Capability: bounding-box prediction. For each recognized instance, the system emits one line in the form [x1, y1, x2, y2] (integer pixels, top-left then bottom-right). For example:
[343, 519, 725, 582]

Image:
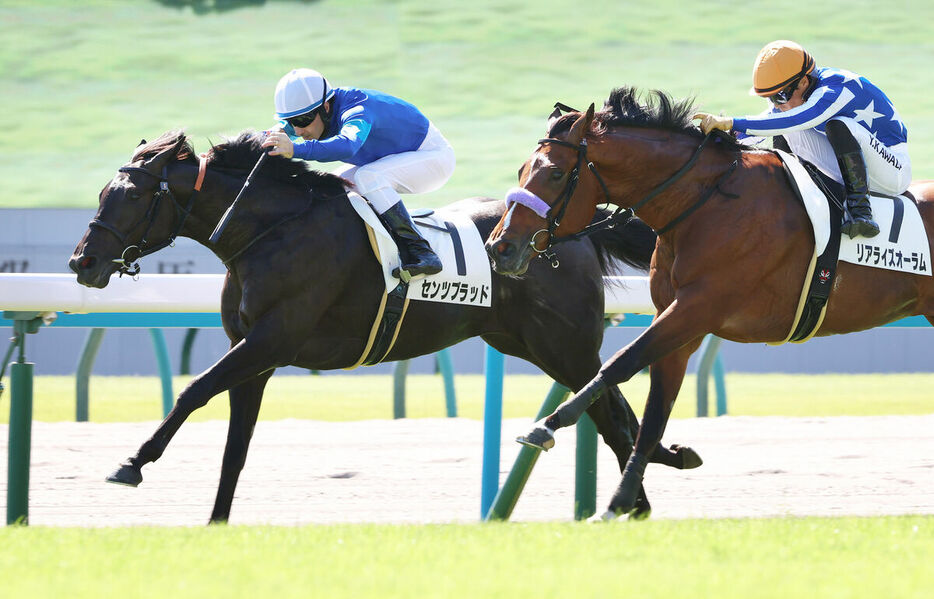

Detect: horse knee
[175, 385, 211, 412]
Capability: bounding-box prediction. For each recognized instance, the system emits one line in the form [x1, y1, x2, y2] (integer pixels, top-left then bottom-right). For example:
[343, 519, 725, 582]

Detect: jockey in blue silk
[694, 40, 912, 239]
[263, 68, 456, 279]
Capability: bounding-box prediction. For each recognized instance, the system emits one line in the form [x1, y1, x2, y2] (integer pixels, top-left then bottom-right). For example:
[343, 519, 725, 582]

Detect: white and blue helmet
[274, 68, 335, 120]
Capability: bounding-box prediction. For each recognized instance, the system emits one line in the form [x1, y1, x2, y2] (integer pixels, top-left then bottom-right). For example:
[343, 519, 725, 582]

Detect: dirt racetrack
[2, 414, 933, 526]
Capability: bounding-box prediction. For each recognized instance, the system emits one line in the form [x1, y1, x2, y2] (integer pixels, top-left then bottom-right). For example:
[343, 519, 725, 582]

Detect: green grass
[2, 0, 933, 209]
[1, 516, 932, 598]
[3, 372, 933, 423]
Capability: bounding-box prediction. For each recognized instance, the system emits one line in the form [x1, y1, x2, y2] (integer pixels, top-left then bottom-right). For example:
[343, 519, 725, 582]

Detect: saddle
[774, 150, 930, 344]
[343, 192, 493, 368]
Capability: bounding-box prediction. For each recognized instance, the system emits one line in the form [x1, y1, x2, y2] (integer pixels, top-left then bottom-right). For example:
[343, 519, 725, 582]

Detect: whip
[209, 127, 282, 244]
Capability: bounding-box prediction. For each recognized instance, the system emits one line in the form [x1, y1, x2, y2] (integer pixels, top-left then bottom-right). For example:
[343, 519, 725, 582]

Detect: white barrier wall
[0, 274, 653, 315]
[0, 274, 225, 313]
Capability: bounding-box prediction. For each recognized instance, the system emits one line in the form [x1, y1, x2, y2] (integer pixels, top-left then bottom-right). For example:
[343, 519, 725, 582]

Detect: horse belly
[817, 263, 923, 335]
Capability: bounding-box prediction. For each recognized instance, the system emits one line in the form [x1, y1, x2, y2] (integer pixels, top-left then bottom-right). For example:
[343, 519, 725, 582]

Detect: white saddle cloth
[347, 191, 493, 306]
[776, 150, 931, 277]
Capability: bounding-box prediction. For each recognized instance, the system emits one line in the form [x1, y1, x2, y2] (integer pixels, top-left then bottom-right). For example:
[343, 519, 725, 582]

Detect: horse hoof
[599, 510, 621, 522]
[628, 505, 652, 521]
[105, 462, 143, 487]
[671, 444, 703, 469]
[515, 423, 555, 451]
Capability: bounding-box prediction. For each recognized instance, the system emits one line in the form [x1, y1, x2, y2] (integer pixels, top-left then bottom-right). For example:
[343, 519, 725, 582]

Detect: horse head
[69, 131, 197, 288]
[486, 104, 603, 275]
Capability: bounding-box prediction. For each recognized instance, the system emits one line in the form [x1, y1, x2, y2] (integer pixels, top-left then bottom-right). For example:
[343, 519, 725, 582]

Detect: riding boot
[380, 201, 443, 280]
[825, 121, 880, 239]
[837, 151, 880, 239]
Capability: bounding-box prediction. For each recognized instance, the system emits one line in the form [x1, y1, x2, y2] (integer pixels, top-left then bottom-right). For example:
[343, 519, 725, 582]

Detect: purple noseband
[504, 187, 550, 219]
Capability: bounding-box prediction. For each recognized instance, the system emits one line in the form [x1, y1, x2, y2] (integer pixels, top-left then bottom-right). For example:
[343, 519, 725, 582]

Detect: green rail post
[148, 329, 174, 417]
[393, 352, 457, 419]
[485, 381, 570, 521]
[436, 349, 457, 417]
[696, 335, 726, 417]
[392, 359, 409, 419]
[75, 328, 105, 422]
[75, 328, 175, 420]
[714, 352, 727, 416]
[574, 413, 598, 520]
[4, 311, 46, 525]
[180, 328, 198, 375]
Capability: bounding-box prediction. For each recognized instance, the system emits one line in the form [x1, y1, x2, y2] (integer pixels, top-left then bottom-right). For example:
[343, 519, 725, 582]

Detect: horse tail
[587, 211, 657, 274]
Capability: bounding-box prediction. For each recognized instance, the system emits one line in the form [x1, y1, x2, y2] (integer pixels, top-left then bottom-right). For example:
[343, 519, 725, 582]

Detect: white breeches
[783, 117, 911, 196]
[336, 122, 456, 214]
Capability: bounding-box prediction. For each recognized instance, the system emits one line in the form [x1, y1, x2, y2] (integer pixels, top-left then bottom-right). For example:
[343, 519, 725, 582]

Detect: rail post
[3, 311, 48, 525]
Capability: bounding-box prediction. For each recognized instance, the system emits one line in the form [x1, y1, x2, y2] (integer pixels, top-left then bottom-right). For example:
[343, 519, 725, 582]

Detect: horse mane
[548, 86, 748, 152]
[131, 129, 349, 196]
[587, 210, 657, 274]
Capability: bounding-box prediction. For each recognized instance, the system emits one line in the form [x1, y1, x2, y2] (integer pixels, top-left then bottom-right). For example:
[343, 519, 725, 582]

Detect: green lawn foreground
[3, 372, 933, 424]
[0, 517, 931, 599]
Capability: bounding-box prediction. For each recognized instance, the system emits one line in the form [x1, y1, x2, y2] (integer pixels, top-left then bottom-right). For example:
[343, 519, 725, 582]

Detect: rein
[91, 155, 207, 277]
[531, 121, 738, 266]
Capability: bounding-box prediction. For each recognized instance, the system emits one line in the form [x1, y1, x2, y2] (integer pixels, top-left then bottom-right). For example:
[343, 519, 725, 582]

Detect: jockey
[693, 40, 911, 239]
[263, 68, 455, 279]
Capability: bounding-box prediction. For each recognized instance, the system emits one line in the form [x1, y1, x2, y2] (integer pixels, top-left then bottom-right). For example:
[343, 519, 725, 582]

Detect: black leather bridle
[90, 160, 202, 277]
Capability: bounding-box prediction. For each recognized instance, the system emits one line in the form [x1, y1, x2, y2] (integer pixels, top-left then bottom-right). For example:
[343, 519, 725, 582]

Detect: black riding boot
[825, 120, 879, 239]
[380, 201, 443, 281]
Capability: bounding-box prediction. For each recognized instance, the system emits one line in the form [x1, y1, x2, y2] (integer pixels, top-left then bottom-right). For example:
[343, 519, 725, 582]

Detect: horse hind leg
[607, 384, 702, 471]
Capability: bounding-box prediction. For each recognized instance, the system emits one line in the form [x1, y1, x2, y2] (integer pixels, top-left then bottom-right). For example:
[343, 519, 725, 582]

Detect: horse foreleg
[585, 385, 654, 519]
[106, 325, 289, 487]
[208, 370, 272, 524]
[604, 341, 699, 518]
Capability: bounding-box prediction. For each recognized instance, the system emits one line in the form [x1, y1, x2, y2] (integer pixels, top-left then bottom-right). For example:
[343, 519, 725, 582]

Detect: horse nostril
[70, 255, 95, 272]
[495, 241, 515, 258]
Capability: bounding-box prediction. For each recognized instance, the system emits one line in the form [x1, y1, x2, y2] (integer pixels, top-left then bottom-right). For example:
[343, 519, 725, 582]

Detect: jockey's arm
[292, 117, 373, 162]
[732, 84, 845, 137]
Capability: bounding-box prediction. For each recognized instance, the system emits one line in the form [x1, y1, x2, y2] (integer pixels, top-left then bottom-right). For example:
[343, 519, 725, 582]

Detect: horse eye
[550, 168, 564, 181]
[128, 191, 141, 201]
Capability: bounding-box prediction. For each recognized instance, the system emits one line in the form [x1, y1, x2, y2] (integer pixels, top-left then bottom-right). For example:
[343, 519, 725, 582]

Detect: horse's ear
[567, 103, 596, 145]
[143, 135, 187, 171]
[138, 139, 147, 147]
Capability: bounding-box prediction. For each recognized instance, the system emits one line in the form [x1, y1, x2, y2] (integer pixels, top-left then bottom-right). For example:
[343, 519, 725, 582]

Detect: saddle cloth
[346, 192, 493, 307]
[778, 150, 931, 277]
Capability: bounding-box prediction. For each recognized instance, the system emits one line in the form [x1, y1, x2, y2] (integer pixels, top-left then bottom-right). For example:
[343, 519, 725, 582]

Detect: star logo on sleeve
[837, 69, 864, 88]
[853, 100, 884, 128]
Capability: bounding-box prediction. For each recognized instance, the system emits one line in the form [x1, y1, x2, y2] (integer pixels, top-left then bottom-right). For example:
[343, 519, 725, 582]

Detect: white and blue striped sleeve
[733, 85, 854, 137]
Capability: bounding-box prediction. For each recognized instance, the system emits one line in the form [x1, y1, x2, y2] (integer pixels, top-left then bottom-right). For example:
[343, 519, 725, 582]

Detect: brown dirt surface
[2, 414, 933, 526]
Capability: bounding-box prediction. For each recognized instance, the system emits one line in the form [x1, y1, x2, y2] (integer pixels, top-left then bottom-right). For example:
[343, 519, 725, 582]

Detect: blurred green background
[2, 0, 933, 209]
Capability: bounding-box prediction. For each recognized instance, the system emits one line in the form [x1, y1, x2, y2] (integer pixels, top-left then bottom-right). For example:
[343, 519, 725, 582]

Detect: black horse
[68, 130, 698, 523]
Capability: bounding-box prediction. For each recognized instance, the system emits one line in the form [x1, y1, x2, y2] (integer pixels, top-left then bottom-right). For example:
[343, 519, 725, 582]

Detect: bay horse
[485, 87, 934, 519]
[69, 129, 700, 523]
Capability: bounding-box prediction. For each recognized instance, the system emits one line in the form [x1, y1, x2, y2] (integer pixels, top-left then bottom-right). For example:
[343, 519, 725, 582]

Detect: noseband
[89, 156, 206, 277]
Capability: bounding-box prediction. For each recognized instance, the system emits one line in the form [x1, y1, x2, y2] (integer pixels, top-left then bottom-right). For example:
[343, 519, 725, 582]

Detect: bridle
[527, 135, 617, 268]
[89, 155, 207, 277]
[530, 116, 738, 267]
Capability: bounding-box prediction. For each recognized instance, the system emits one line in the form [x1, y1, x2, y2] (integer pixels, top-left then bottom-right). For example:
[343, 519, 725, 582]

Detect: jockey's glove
[692, 112, 733, 135]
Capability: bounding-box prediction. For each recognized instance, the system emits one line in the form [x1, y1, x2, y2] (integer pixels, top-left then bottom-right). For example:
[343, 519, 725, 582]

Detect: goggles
[285, 110, 318, 128]
[768, 78, 800, 105]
